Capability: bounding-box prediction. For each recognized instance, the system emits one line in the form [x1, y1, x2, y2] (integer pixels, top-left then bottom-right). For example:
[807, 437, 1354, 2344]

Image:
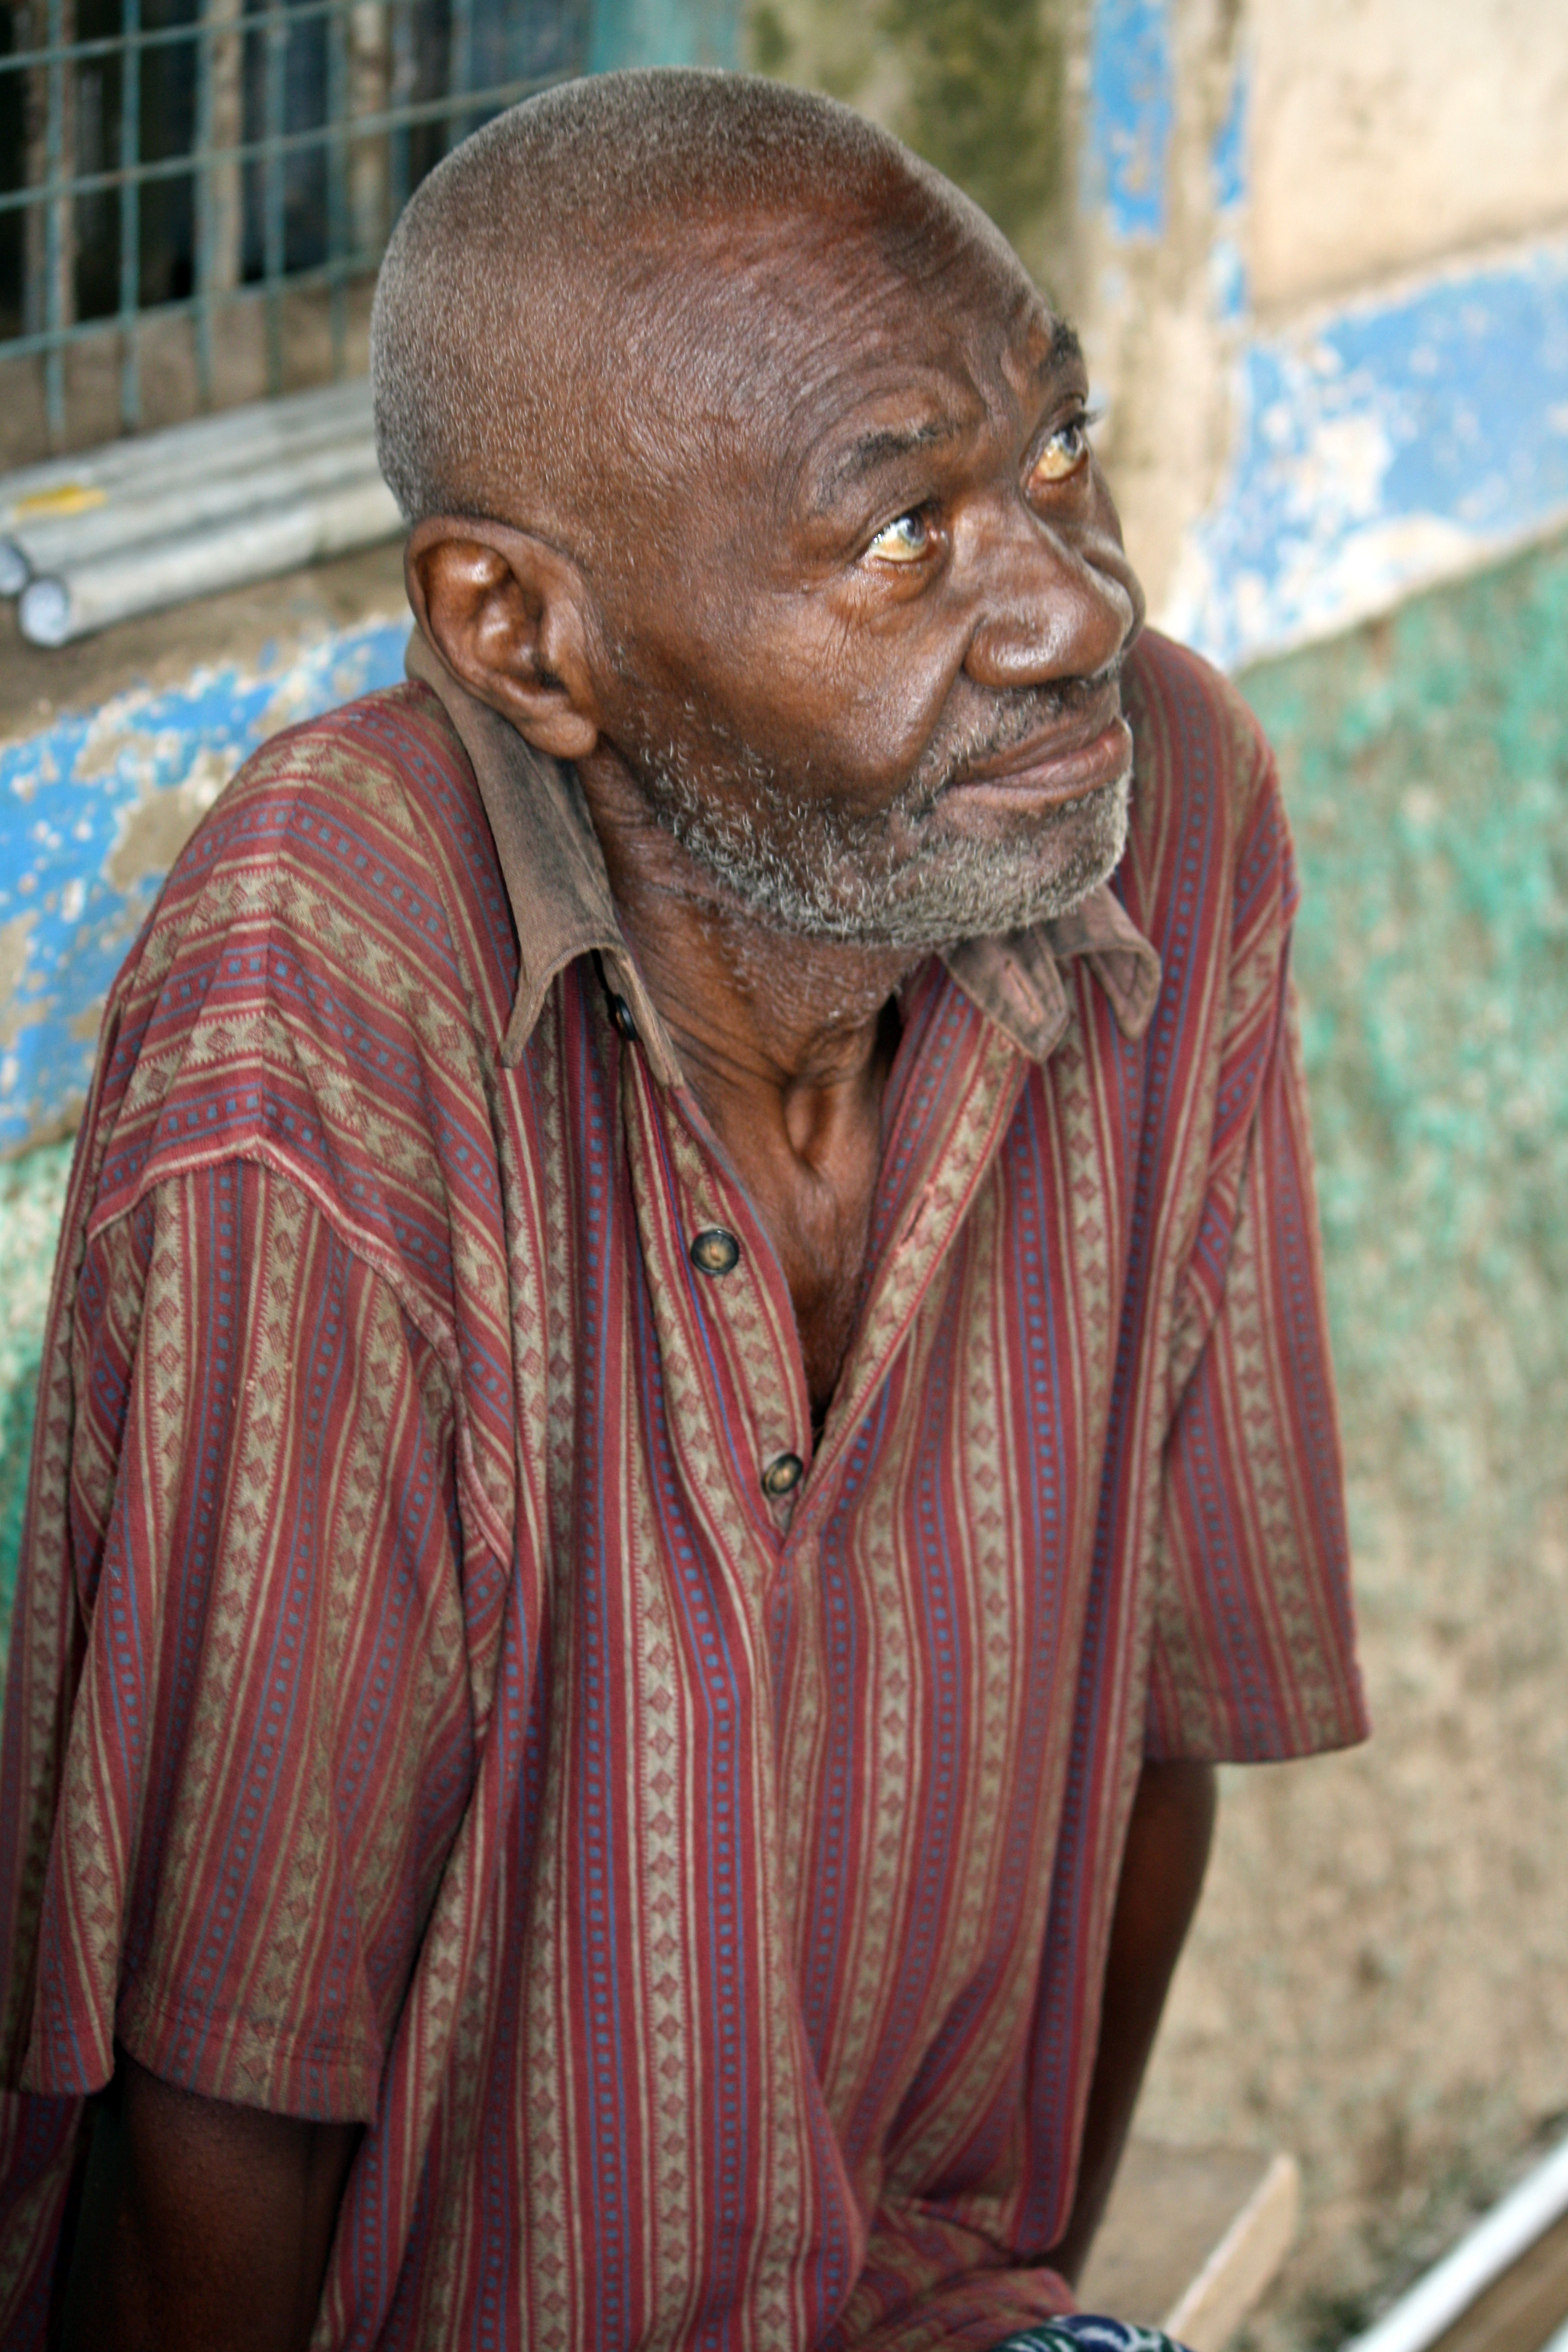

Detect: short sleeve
[1145, 799, 1368, 1764]
[19, 1158, 474, 2122]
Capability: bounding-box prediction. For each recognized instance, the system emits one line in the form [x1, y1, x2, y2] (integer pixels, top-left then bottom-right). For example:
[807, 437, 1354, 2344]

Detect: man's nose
[959, 500, 1138, 689]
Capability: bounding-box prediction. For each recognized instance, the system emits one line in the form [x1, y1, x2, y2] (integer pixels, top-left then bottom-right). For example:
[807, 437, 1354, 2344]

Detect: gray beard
[616, 696, 1132, 949]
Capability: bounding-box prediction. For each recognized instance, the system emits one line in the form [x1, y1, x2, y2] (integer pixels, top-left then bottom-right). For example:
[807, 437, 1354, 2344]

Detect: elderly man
[0, 68, 1363, 2352]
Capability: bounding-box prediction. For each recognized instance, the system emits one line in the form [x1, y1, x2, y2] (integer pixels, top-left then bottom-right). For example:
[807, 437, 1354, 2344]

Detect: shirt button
[690, 1227, 740, 1276]
[761, 1451, 804, 1498]
[609, 993, 639, 1042]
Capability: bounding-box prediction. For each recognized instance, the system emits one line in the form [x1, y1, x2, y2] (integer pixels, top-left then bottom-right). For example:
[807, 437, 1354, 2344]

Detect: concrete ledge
[1081, 2141, 1301, 2352]
[1, 541, 408, 747]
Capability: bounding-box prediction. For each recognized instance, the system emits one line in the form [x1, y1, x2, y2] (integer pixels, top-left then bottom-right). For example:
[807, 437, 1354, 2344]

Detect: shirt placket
[613, 975, 1039, 1566]
[780, 987, 1034, 1563]
[617, 1039, 815, 1557]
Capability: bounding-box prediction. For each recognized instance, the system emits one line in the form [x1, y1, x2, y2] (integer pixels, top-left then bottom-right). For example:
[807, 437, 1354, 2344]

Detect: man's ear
[405, 517, 601, 763]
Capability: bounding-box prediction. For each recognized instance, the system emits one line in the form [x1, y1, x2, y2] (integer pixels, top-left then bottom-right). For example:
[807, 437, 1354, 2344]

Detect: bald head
[371, 70, 1013, 547]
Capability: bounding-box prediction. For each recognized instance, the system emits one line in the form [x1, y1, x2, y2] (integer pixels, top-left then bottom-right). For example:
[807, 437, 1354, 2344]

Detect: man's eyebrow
[807, 327, 1086, 517]
[811, 417, 964, 512]
[1044, 316, 1086, 379]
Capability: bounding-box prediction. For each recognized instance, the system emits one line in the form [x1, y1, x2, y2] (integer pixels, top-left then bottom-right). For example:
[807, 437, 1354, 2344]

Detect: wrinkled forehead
[598, 183, 1050, 492]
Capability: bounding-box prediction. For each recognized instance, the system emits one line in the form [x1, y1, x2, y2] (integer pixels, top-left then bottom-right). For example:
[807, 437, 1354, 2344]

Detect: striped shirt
[0, 626, 1365, 2350]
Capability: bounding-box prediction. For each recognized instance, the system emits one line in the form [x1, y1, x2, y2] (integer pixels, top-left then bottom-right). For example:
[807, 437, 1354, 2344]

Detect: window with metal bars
[0, 0, 592, 466]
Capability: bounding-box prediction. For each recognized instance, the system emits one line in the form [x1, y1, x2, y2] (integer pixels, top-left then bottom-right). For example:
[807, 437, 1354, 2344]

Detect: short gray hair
[370, 70, 938, 534]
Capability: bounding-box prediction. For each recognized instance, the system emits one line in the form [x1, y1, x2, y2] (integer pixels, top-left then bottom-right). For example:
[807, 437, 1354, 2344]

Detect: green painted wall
[1246, 530, 1568, 1573]
[1128, 529, 1568, 2352]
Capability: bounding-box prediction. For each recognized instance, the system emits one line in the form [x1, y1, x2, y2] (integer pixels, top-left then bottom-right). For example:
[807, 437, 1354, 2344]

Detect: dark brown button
[761, 1451, 804, 1498]
[690, 1227, 740, 1276]
[609, 993, 639, 1042]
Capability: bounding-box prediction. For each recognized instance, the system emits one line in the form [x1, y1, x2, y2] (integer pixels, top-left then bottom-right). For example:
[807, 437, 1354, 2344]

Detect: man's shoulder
[1119, 629, 1292, 952]
[120, 676, 508, 1019]
[83, 677, 517, 1246]
[201, 675, 485, 880]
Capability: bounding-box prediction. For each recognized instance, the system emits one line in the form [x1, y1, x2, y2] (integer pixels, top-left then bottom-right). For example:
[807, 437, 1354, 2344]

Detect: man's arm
[59, 2047, 359, 2352]
[1046, 1758, 1217, 2287]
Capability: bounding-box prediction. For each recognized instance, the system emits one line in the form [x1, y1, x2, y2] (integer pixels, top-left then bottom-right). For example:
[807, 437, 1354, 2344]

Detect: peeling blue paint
[1085, 0, 1174, 240]
[1166, 235, 1568, 670]
[0, 619, 408, 1154]
[1207, 50, 1249, 324]
[1210, 47, 1247, 219]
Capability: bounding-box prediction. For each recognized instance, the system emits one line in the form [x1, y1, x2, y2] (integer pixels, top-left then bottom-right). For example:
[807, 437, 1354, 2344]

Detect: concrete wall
[1247, 0, 1568, 312]
[1063, 13, 1568, 2330]
[0, 553, 411, 1152]
[1077, 0, 1568, 655]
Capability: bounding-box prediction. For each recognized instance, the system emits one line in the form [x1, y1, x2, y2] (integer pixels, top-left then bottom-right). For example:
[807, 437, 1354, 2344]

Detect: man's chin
[850, 769, 1132, 949]
[642, 762, 1131, 952]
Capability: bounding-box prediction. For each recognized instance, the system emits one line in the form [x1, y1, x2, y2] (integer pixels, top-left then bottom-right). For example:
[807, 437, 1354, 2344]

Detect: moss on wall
[875, 0, 1067, 255]
[745, 0, 1076, 283]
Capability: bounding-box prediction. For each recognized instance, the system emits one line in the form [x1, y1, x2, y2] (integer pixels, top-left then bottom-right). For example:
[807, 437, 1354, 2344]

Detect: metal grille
[0, 0, 591, 452]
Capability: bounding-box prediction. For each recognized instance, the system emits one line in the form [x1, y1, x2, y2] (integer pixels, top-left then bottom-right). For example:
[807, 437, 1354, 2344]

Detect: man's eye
[1030, 417, 1092, 488]
[866, 510, 932, 564]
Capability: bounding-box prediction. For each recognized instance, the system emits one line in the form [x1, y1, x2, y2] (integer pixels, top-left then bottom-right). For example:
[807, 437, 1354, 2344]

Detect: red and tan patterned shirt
[0, 627, 1364, 2350]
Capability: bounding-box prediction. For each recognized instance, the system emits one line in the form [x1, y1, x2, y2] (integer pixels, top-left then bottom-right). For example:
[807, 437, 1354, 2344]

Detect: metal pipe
[21, 1, 48, 345]
[0, 378, 373, 517]
[3, 434, 385, 582]
[193, 0, 214, 407]
[18, 471, 402, 642]
[387, 0, 414, 223]
[348, 2, 390, 262]
[446, 0, 472, 149]
[1341, 2132, 1568, 2352]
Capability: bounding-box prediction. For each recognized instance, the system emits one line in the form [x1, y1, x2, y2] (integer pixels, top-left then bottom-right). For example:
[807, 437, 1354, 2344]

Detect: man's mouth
[939, 684, 1132, 815]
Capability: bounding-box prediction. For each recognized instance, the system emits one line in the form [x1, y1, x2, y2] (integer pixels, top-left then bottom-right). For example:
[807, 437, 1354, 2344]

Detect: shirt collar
[405, 629, 1161, 1080]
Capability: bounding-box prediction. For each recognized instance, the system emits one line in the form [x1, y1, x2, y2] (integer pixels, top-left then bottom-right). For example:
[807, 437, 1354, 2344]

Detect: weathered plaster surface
[588, 0, 739, 70]
[1247, 0, 1568, 315]
[1074, 0, 1246, 622]
[1163, 234, 1568, 669]
[1085, 0, 1175, 240]
[0, 618, 408, 1152]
